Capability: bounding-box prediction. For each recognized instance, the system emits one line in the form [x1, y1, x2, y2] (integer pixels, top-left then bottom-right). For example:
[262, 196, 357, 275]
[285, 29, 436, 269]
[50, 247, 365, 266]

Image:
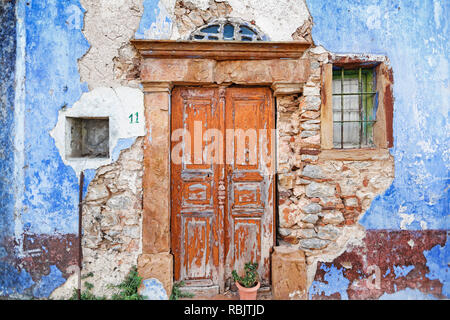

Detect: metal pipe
[358, 68, 363, 148]
[78, 171, 84, 300]
[340, 68, 344, 149]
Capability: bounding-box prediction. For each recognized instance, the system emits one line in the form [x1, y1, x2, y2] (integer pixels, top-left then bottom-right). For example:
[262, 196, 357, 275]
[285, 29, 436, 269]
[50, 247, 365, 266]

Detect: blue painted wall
[0, 0, 17, 245]
[1, 0, 89, 298]
[307, 0, 449, 230]
[22, 0, 89, 235]
[135, 0, 172, 40]
[307, 0, 449, 299]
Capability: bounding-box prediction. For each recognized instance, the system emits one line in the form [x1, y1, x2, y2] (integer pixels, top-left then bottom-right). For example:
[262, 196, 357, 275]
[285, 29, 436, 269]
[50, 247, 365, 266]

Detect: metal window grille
[189, 18, 268, 41]
[332, 67, 377, 149]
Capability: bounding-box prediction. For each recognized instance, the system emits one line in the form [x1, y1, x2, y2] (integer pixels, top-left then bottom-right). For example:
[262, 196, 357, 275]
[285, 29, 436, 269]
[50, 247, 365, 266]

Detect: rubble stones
[302, 203, 322, 214]
[306, 182, 335, 198]
[299, 238, 330, 250]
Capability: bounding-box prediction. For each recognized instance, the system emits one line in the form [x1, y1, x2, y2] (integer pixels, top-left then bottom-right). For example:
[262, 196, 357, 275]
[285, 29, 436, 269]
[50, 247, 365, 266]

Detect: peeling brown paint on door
[171, 87, 275, 292]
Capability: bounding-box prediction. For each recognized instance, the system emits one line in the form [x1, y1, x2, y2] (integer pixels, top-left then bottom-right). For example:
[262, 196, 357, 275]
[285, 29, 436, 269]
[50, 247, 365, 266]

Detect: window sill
[319, 148, 391, 161]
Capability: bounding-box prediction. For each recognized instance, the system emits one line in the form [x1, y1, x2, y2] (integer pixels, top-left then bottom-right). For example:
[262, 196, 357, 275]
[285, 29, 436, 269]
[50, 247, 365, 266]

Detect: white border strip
[13, 0, 26, 257]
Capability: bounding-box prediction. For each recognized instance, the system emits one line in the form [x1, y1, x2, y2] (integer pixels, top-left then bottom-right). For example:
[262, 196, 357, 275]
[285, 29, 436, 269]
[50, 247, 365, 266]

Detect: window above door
[189, 18, 268, 41]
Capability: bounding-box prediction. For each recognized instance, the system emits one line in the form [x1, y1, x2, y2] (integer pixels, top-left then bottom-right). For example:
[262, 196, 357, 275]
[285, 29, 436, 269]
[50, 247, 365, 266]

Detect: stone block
[137, 253, 173, 298]
[302, 203, 322, 214]
[299, 238, 330, 250]
[302, 165, 324, 179]
[306, 182, 335, 198]
[300, 130, 317, 138]
[272, 247, 307, 300]
[300, 213, 319, 224]
[321, 211, 345, 224]
[317, 225, 341, 240]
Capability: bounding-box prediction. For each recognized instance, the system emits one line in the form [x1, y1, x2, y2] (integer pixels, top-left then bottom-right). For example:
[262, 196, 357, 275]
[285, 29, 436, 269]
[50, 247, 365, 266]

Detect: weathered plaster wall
[306, 0, 449, 299]
[135, 0, 310, 41]
[1, 0, 147, 299]
[1, 0, 448, 300]
[78, 0, 145, 89]
[1, 0, 89, 298]
[308, 0, 449, 231]
[50, 86, 145, 176]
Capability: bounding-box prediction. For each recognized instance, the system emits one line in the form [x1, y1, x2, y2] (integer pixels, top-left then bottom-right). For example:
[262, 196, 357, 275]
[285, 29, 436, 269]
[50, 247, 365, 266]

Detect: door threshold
[180, 285, 220, 298]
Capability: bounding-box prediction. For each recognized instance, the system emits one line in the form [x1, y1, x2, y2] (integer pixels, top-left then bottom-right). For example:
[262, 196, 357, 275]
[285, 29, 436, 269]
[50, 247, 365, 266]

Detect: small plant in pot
[232, 262, 260, 300]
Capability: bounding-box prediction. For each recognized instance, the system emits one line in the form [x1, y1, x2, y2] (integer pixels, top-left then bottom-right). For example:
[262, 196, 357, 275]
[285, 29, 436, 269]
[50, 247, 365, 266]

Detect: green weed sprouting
[170, 281, 194, 300]
[232, 262, 259, 288]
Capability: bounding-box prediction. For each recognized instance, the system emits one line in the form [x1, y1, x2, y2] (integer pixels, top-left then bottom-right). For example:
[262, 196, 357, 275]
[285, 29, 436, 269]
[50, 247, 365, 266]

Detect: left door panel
[171, 87, 223, 290]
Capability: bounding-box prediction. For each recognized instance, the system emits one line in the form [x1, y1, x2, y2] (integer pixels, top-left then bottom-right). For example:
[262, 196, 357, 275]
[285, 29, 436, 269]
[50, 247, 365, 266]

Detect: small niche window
[66, 117, 109, 159]
[189, 18, 267, 41]
[332, 68, 377, 149]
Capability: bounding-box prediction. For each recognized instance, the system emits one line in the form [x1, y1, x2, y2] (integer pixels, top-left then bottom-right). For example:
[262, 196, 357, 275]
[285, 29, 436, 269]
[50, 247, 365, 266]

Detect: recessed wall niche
[65, 117, 109, 159]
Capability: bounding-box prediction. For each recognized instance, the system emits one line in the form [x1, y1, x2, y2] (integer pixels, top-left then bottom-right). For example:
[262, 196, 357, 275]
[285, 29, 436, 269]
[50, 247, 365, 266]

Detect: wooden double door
[171, 86, 275, 293]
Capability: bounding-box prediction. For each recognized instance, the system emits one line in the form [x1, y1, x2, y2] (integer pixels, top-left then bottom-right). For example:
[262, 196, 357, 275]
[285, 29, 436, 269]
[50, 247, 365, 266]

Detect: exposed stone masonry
[81, 137, 144, 297]
[174, 0, 233, 38]
[276, 47, 395, 259]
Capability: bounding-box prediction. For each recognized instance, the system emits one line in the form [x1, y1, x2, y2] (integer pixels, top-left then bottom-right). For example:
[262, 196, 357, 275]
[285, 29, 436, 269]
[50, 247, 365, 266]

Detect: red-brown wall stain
[311, 230, 447, 300]
[3, 233, 78, 282]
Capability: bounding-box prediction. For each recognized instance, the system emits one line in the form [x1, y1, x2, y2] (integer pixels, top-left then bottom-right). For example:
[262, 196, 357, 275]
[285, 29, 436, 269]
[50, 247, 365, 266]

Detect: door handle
[218, 180, 226, 208]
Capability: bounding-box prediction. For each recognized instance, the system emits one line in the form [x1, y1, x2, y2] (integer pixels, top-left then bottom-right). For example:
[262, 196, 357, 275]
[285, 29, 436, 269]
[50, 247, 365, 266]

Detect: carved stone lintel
[142, 81, 173, 93]
[132, 40, 311, 61]
[271, 82, 304, 96]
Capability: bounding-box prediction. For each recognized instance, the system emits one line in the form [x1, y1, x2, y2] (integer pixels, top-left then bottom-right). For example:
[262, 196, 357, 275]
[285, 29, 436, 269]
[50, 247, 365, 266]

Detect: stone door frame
[131, 39, 312, 296]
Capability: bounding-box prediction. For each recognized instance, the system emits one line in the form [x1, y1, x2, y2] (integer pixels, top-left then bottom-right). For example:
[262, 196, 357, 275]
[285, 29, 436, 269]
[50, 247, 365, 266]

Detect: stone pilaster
[141, 82, 172, 254]
[139, 82, 173, 298]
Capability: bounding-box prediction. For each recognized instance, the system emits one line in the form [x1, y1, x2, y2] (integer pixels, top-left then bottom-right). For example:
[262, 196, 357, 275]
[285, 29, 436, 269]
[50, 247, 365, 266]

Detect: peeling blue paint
[135, 0, 172, 40]
[32, 265, 66, 298]
[309, 264, 350, 300]
[80, 137, 138, 199]
[1, 0, 90, 298]
[82, 169, 97, 199]
[0, 261, 34, 296]
[112, 137, 138, 162]
[307, 0, 450, 230]
[21, 0, 89, 235]
[424, 238, 450, 297]
[393, 265, 415, 279]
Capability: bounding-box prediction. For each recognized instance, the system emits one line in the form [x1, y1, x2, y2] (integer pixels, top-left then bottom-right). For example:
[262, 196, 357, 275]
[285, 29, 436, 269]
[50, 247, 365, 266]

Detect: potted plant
[232, 262, 260, 300]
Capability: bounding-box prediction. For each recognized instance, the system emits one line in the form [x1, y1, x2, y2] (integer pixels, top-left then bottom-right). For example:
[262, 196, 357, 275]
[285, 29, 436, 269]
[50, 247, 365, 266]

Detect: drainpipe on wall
[78, 171, 84, 300]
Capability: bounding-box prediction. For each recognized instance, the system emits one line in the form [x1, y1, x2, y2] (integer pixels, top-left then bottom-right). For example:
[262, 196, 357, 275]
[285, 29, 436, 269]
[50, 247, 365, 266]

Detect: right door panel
[224, 87, 275, 286]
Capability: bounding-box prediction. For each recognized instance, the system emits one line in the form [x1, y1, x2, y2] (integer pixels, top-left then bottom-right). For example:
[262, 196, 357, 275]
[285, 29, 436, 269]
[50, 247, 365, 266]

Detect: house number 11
[129, 112, 139, 124]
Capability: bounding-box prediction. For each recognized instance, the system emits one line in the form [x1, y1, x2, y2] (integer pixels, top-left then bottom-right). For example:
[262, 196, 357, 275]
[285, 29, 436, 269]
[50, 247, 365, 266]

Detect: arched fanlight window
[189, 18, 268, 41]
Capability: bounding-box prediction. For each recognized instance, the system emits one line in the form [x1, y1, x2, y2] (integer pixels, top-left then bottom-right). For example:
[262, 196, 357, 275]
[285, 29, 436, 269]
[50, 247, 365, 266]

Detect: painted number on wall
[129, 112, 139, 124]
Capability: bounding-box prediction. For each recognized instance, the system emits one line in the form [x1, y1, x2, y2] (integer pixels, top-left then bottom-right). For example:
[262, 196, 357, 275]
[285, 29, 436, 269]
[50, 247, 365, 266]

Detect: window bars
[189, 18, 267, 41]
[332, 68, 377, 149]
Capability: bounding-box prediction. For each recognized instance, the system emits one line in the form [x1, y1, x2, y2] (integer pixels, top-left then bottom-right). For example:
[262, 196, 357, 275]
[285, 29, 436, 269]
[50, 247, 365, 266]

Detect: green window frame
[332, 67, 377, 149]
